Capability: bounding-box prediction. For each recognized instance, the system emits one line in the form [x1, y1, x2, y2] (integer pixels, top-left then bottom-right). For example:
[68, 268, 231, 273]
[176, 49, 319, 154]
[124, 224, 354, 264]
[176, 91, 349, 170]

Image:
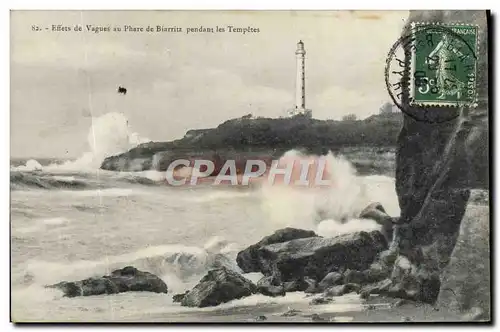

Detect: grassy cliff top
[121, 112, 404, 160]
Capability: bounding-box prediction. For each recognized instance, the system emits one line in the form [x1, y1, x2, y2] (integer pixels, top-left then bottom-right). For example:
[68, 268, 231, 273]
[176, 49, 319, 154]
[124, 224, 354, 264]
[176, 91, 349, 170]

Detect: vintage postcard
[10, 10, 490, 323]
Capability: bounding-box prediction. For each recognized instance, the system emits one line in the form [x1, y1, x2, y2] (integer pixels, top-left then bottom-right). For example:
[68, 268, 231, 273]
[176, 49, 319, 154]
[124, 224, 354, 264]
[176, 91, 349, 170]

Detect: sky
[11, 10, 408, 158]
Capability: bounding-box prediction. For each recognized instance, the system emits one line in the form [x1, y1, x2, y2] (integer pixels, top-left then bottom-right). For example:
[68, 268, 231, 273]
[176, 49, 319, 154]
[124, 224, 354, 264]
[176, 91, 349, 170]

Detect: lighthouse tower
[288, 40, 312, 118]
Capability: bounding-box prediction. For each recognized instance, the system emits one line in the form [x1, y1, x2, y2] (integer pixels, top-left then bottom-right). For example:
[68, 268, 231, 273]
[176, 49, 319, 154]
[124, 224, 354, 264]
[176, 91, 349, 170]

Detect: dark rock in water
[359, 264, 440, 304]
[360, 255, 441, 303]
[48, 266, 168, 297]
[359, 279, 392, 297]
[257, 231, 387, 282]
[317, 272, 343, 292]
[359, 202, 394, 243]
[393, 299, 410, 308]
[343, 267, 387, 285]
[324, 283, 360, 297]
[310, 296, 334, 305]
[347, 250, 396, 290]
[254, 315, 267, 321]
[303, 277, 318, 293]
[359, 203, 389, 224]
[181, 267, 257, 307]
[283, 280, 301, 293]
[236, 228, 317, 273]
[361, 202, 386, 214]
[172, 291, 189, 303]
[390, 256, 441, 303]
[310, 313, 327, 322]
[359, 291, 370, 300]
[342, 269, 364, 284]
[210, 253, 243, 274]
[49, 278, 117, 297]
[107, 266, 168, 293]
[257, 276, 285, 297]
[283, 277, 317, 293]
[281, 309, 302, 317]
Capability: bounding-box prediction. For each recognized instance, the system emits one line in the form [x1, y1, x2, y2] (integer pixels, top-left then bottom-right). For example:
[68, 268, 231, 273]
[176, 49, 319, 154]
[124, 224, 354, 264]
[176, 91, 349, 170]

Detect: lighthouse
[288, 40, 312, 117]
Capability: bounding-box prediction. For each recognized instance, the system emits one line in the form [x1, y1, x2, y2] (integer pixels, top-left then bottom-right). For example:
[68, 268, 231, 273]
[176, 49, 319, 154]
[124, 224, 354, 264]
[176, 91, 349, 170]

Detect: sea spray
[316, 218, 381, 238]
[259, 149, 400, 234]
[13, 159, 43, 172]
[27, 112, 150, 172]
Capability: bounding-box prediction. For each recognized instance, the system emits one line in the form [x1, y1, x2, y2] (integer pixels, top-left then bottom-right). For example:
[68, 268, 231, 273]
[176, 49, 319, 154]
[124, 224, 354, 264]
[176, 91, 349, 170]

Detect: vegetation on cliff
[101, 112, 403, 166]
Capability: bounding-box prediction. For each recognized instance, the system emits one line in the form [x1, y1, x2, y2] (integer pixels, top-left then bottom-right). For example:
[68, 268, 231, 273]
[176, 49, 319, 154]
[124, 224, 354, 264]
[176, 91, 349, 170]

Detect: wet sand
[122, 294, 474, 323]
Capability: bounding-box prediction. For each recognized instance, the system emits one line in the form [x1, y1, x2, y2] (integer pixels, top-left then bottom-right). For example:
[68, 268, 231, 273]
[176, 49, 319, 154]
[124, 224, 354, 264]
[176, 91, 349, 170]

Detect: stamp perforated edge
[409, 21, 479, 108]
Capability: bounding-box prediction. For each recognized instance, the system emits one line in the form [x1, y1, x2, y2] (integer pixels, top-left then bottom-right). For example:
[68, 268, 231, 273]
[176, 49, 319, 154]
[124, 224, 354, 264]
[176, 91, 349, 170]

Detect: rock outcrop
[256, 276, 285, 297]
[359, 202, 395, 243]
[236, 228, 317, 273]
[257, 231, 388, 282]
[283, 277, 317, 293]
[180, 267, 257, 308]
[48, 266, 168, 297]
[379, 10, 490, 315]
[316, 272, 343, 292]
[172, 291, 189, 303]
[324, 283, 361, 297]
[436, 205, 490, 319]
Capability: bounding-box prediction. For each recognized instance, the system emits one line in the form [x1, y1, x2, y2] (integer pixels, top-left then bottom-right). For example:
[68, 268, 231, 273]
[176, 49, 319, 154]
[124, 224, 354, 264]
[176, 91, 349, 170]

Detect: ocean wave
[12, 217, 72, 237]
[10, 167, 169, 191]
[259, 150, 400, 232]
[112, 170, 167, 186]
[15, 236, 240, 294]
[190, 190, 253, 203]
[118, 176, 159, 186]
[65, 188, 136, 197]
[10, 171, 92, 191]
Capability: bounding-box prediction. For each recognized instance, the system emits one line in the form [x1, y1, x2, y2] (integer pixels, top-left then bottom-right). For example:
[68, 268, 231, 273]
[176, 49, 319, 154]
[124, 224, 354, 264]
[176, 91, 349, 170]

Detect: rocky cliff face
[100, 113, 404, 172]
[391, 10, 489, 320]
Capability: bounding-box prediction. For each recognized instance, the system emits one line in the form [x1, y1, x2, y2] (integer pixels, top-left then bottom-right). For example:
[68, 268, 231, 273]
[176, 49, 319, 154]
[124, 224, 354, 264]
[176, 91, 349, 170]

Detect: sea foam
[259, 150, 400, 234]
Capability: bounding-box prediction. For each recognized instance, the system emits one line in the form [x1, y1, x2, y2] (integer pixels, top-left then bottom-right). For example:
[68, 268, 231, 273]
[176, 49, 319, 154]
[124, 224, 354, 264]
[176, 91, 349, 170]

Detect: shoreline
[110, 295, 467, 323]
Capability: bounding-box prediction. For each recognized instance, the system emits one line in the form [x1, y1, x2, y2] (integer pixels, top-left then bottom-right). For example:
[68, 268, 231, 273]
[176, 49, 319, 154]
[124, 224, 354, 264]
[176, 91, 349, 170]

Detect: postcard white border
[2, 1, 498, 332]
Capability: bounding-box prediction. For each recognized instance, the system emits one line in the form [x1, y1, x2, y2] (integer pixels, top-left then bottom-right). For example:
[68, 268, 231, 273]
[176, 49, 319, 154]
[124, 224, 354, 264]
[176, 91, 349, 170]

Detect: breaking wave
[14, 236, 240, 295]
[259, 150, 400, 236]
[12, 112, 150, 173]
[10, 172, 92, 191]
[10, 170, 169, 191]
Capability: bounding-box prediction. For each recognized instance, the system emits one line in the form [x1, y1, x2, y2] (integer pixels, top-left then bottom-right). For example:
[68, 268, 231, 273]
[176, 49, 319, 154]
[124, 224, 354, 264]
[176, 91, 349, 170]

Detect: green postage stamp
[410, 22, 479, 107]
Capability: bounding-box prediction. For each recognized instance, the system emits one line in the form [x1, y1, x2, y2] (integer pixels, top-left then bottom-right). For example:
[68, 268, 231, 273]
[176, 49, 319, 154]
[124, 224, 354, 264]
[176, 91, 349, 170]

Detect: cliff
[391, 10, 490, 320]
[100, 112, 403, 172]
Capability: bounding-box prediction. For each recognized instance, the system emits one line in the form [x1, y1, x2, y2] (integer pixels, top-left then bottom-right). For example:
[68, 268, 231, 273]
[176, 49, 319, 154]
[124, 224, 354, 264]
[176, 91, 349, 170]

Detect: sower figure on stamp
[426, 34, 467, 100]
[362, 10, 489, 319]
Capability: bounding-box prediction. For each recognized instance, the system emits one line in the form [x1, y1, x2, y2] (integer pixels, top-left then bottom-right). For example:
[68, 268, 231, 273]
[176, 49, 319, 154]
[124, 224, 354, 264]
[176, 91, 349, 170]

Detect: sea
[11, 112, 463, 323]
